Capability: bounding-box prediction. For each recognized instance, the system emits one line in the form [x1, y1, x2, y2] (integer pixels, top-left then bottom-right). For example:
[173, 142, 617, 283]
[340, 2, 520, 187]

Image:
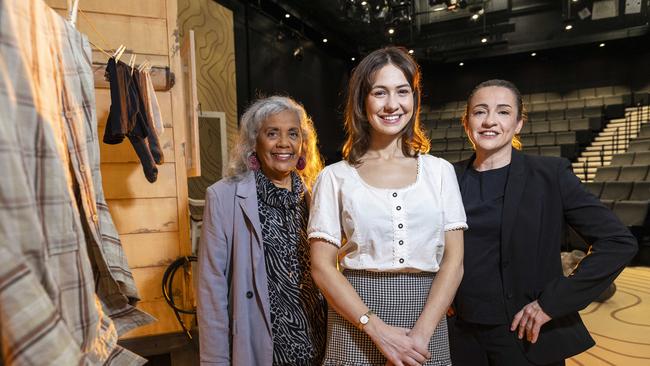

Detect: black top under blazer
[453, 149, 638, 365]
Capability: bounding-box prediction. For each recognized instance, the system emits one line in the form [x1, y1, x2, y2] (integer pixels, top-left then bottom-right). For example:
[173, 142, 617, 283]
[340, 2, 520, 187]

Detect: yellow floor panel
[569, 267, 650, 366]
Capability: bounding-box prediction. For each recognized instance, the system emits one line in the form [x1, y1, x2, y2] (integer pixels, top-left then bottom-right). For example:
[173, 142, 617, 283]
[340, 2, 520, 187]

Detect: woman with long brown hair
[309, 47, 466, 366]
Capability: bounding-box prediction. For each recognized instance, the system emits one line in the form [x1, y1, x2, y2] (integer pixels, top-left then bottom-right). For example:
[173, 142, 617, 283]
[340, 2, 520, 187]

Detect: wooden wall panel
[121, 232, 181, 268]
[53, 9, 168, 55]
[45, 0, 192, 340]
[132, 266, 168, 302]
[108, 197, 179, 234]
[47, 0, 166, 19]
[102, 163, 177, 199]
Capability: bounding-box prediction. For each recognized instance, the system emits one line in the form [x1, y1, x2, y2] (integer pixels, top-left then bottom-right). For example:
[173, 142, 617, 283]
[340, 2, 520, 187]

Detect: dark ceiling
[259, 0, 649, 62]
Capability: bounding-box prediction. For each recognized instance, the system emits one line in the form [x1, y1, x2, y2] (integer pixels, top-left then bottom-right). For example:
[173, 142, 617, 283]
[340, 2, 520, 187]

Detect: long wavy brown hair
[342, 46, 430, 165]
[461, 79, 527, 150]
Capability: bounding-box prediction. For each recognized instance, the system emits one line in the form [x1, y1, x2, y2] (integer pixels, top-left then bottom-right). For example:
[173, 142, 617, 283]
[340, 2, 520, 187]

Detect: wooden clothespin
[129, 54, 137, 75]
[113, 45, 126, 61]
[138, 60, 150, 73]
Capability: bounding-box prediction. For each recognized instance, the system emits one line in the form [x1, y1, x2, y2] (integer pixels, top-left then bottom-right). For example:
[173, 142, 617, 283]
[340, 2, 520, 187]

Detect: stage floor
[568, 266, 650, 366]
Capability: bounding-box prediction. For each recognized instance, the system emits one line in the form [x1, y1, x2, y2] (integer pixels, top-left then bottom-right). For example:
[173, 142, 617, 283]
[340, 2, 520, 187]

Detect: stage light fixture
[293, 46, 303, 61]
[408, 49, 414, 54]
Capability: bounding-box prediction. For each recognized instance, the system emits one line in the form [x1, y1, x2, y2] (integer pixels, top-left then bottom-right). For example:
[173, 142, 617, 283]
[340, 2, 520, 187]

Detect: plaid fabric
[323, 270, 451, 366]
[0, 0, 153, 364]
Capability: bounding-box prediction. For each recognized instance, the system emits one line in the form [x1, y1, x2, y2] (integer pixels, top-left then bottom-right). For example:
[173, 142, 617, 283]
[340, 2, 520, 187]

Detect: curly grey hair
[225, 96, 323, 190]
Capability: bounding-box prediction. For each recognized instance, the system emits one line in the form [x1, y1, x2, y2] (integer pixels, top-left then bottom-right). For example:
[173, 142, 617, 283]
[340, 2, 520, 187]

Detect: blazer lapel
[500, 150, 527, 258]
[235, 173, 272, 333]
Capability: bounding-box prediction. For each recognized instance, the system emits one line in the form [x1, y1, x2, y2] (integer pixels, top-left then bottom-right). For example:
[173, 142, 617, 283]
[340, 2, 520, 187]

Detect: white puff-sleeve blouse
[307, 154, 467, 272]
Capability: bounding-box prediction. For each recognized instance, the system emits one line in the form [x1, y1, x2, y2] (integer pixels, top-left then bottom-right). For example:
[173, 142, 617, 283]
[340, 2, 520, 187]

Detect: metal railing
[580, 104, 650, 181]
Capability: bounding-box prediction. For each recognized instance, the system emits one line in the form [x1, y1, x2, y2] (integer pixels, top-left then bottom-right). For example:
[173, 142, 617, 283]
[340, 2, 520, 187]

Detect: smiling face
[255, 110, 303, 185]
[365, 63, 414, 139]
[465, 85, 523, 157]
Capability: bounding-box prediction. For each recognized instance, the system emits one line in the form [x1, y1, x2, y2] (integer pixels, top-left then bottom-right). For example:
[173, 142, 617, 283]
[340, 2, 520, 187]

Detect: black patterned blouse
[255, 170, 327, 366]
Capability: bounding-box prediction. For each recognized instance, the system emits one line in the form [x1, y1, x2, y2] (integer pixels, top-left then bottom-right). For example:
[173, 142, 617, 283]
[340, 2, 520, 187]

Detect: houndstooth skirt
[322, 269, 451, 366]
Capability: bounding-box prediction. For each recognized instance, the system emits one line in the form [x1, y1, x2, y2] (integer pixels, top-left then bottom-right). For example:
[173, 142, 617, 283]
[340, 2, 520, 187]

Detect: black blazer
[454, 150, 638, 364]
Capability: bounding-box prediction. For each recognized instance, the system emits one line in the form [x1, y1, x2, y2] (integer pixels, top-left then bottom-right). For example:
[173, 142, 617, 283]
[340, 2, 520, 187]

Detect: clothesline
[77, 8, 113, 58]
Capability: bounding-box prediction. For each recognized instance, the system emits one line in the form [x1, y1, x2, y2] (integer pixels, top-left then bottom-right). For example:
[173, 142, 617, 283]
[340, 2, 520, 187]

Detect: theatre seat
[600, 182, 633, 201]
[437, 151, 461, 163]
[618, 166, 649, 181]
[613, 200, 649, 227]
[629, 140, 650, 153]
[445, 127, 463, 139]
[431, 141, 446, 152]
[520, 134, 536, 146]
[556, 131, 577, 145]
[550, 120, 570, 132]
[430, 128, 447, 139]
[583, 182, 604, 197]
[633, 151, 650, 165]
[536, 132, 556, 146]
[630, 182, 650, 201]
[540, 146, 561, 157]
[594, 166, 621, 182]
[610, 152, 635, 166]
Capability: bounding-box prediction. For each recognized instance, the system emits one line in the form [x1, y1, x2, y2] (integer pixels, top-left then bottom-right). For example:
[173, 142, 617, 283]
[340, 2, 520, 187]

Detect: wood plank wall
[178, 0, 238, 200]
[45, 0, 191, 338]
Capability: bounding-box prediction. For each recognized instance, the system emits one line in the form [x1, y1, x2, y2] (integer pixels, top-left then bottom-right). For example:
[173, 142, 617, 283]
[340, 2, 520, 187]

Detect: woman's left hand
[510, 300, 551, 343]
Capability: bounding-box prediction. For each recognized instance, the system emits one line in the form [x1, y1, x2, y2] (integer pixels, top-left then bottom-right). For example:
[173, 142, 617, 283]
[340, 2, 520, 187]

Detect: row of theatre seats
[568, 133, 650, 263]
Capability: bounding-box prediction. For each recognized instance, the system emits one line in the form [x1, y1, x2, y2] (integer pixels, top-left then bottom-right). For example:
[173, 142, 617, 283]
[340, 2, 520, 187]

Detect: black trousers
[448, 317, 566, 366]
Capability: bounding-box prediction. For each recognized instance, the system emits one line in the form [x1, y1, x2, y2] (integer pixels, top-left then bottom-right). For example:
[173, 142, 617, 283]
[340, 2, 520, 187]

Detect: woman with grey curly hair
[197, 96, 327, 365]
[226, 95, 323, 190]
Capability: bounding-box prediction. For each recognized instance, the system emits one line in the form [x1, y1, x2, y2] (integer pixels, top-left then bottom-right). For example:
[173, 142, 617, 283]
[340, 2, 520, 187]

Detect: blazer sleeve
[197, 185, 232, 365]
[537, 159, 637, 318]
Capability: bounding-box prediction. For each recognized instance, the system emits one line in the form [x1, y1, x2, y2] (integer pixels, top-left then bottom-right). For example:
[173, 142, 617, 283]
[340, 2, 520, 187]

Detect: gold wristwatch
[358, 309, 375, 331]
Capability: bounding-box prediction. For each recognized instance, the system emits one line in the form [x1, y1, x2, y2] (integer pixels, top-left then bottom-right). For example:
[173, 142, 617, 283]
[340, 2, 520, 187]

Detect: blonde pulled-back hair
[461, 79, 527, 150]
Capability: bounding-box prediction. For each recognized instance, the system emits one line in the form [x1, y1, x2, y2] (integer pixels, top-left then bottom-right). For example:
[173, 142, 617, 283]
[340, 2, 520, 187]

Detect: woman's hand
[365, 317, 430, 366]
[510, 300, 551, 343]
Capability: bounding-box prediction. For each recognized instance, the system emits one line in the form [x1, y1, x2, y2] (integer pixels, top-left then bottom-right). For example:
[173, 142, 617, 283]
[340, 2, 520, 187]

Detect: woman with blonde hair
[449, 79, 636, 366]
[197, 95, 326, 365]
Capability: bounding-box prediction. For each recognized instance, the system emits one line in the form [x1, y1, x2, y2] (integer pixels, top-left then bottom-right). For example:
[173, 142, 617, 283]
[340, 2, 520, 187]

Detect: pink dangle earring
[248, 152, 260, 171]
[296, 156, 306, 170]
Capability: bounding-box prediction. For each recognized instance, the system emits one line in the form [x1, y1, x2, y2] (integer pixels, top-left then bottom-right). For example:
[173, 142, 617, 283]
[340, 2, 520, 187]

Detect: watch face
[360, 315, 369, 325]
